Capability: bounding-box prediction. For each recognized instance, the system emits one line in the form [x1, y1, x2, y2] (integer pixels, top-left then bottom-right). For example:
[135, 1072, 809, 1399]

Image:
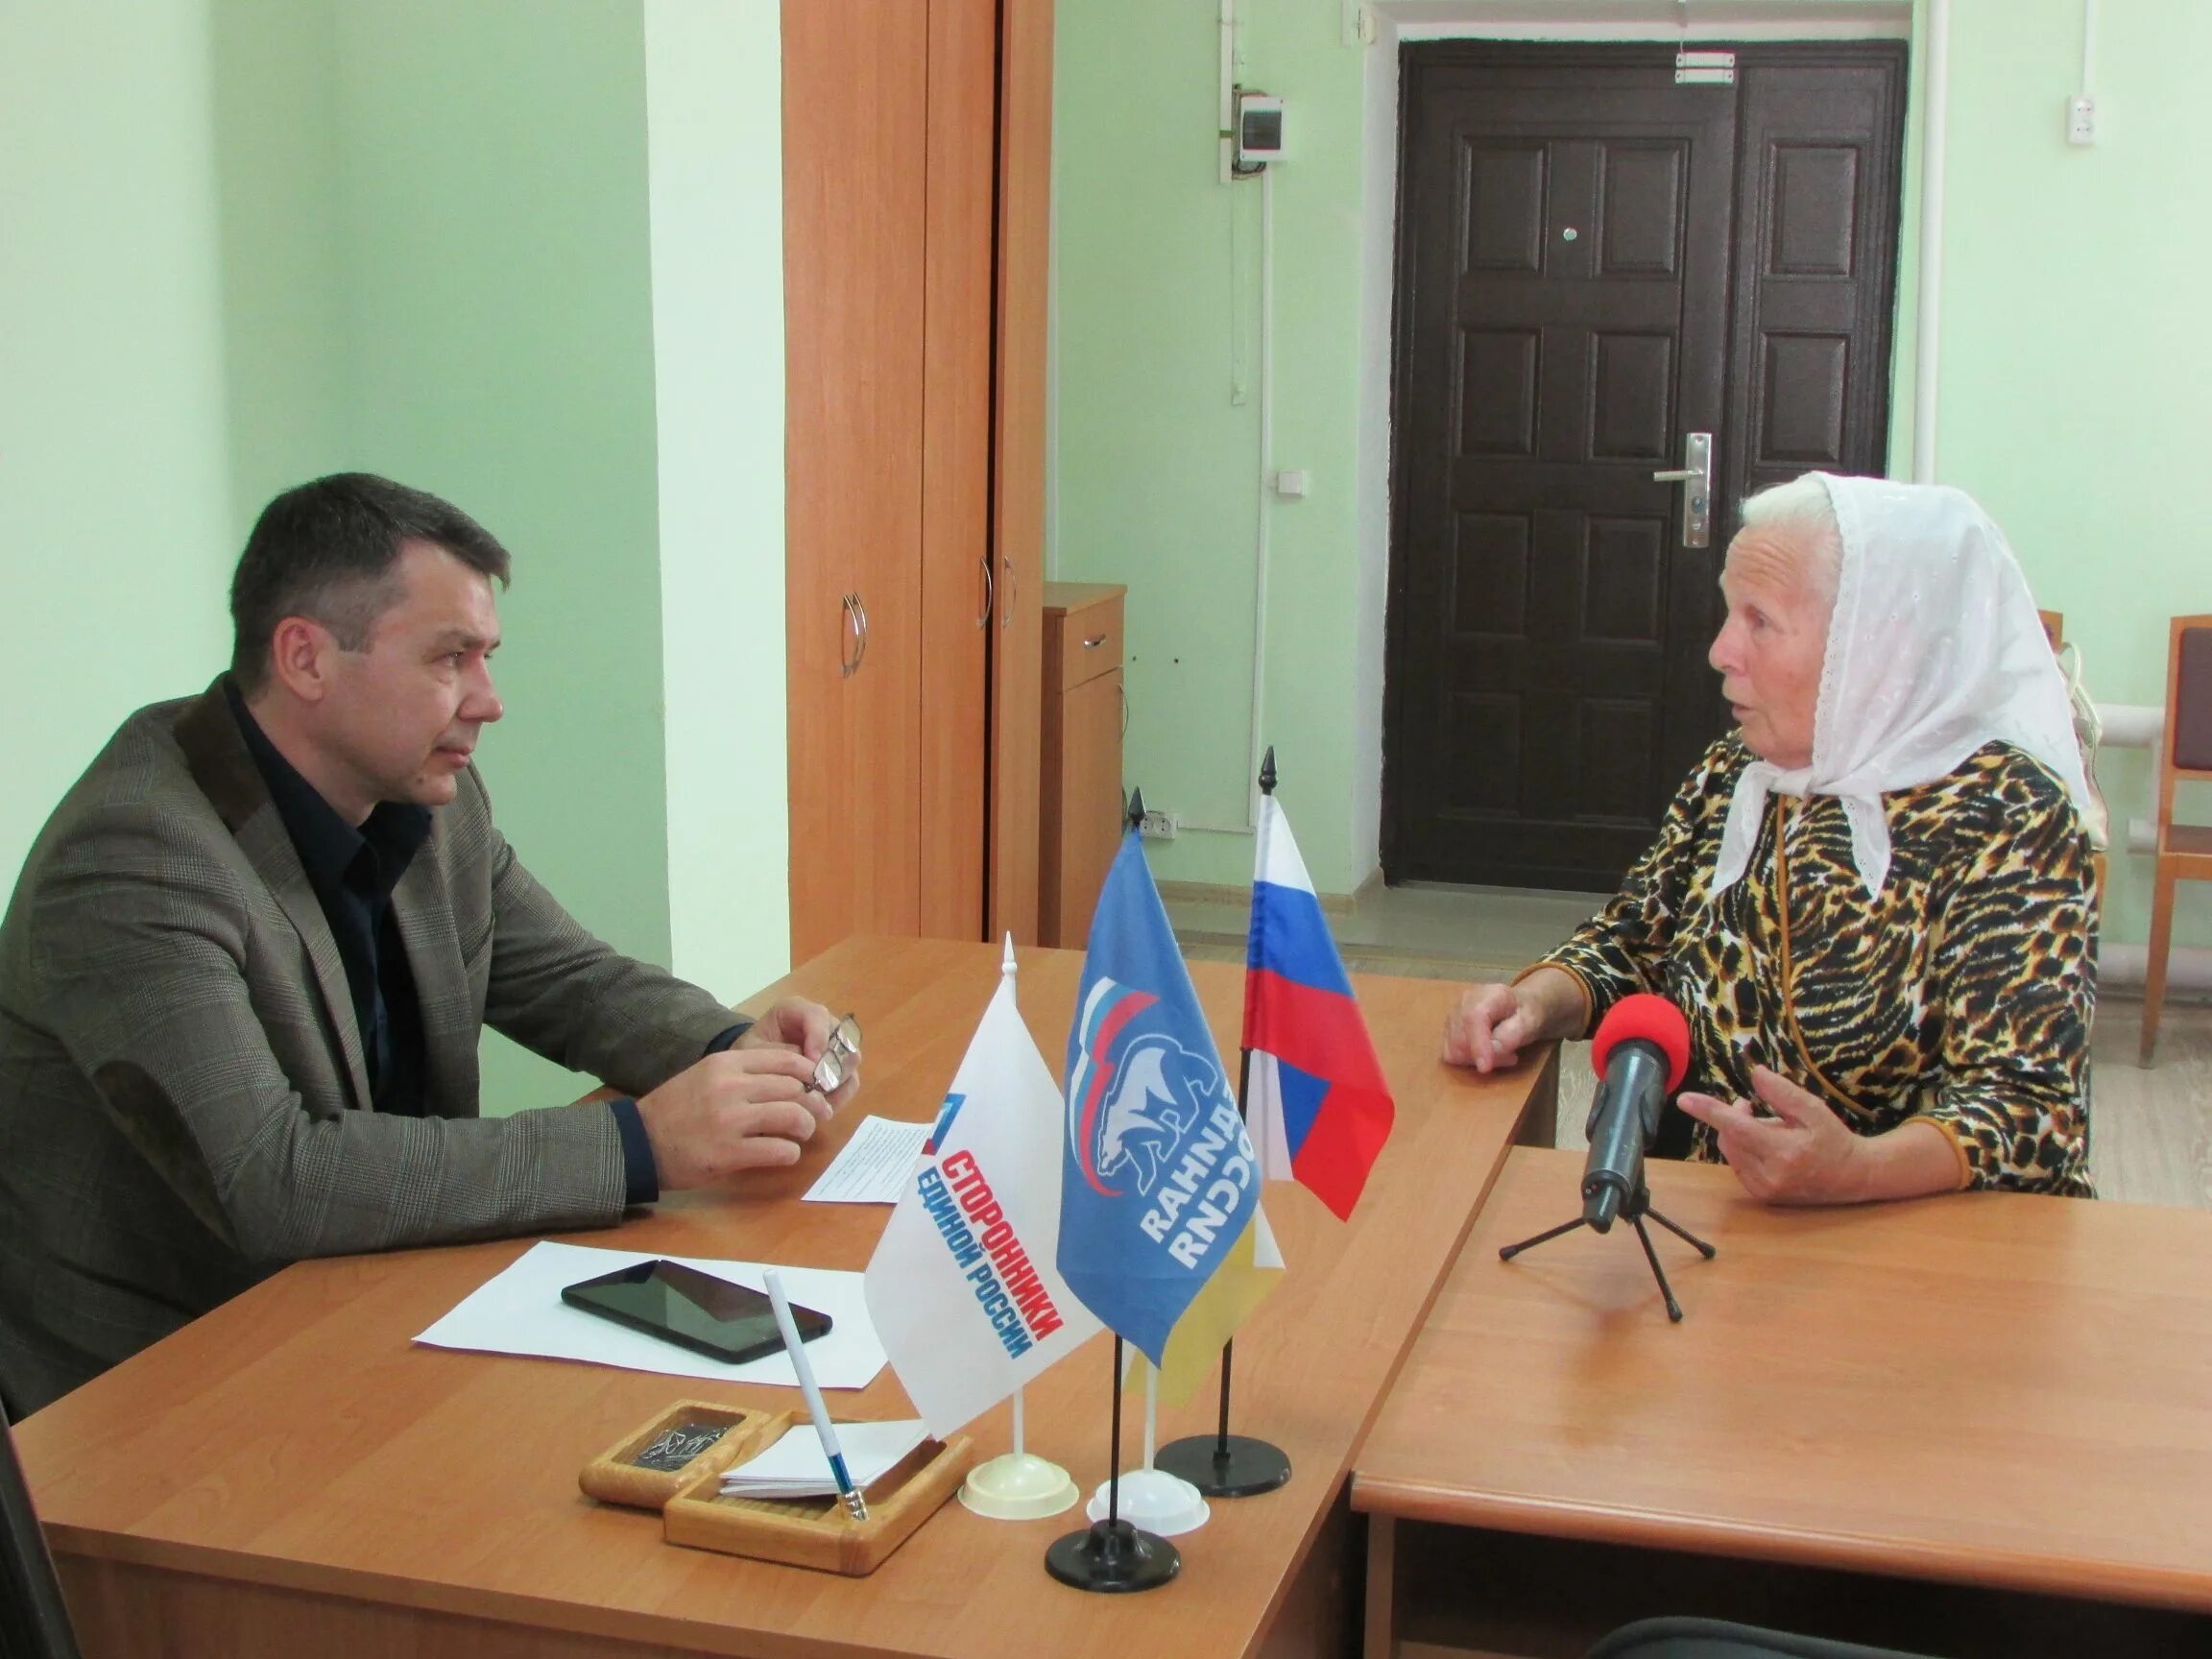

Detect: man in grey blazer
[0, 474, 854, 1416]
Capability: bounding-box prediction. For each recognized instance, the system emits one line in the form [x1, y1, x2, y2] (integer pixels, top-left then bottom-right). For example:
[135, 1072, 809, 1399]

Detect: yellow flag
[1153, 1203, 1284, 1405]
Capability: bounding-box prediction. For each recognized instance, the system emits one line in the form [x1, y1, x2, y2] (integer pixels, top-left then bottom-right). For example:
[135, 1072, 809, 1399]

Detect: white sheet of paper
[802, 1116, 929, 1204]
[719, 1417, 929, 1497]
[412, 1239, 885, 1389]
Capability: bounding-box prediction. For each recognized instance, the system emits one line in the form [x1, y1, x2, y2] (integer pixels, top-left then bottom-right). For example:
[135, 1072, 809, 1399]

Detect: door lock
[1652, 431, 1713, 548]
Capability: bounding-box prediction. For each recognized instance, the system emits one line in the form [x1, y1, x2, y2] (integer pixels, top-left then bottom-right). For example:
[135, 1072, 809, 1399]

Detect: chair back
[1588, 1617, 1942, 1659]
[0, 1408, 82, 1659]
[2157, 613, 2212, 830]
[2037, 609, 2064, 651]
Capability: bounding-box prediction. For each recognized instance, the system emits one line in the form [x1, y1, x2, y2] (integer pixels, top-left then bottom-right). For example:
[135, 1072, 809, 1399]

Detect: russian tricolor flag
[1242, 795, 1395, 1221]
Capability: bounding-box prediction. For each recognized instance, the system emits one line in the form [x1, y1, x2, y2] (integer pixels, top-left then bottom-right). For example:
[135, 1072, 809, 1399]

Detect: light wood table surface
[20, 936, 1551, 1659]
[1354, 1146, 2212, 1656]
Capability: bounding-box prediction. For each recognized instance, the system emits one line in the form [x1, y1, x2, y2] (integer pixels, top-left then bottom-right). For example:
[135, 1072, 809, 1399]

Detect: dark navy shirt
[226, 679, 431, 1118]
[223, 680, 741, 1205]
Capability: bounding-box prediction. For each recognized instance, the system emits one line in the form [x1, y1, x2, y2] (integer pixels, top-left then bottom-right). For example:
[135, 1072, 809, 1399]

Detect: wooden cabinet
[782, 0, 1051, 963]
[1040, 583, 1126, 949]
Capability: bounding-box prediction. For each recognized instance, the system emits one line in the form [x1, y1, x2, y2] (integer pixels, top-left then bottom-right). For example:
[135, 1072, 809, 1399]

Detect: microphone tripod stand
[1497, 1179, 1716, 1323]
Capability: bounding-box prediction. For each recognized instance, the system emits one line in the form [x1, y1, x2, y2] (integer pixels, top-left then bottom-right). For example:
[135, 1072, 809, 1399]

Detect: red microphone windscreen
[1589, 994, 1691, 1093]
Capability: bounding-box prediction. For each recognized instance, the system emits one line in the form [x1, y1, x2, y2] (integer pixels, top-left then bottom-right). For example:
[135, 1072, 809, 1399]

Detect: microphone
[1580, 995, 1691, 1233]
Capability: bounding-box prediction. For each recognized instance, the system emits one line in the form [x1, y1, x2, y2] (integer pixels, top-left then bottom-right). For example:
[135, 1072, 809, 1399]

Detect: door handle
[976, 555, 994, 629]
[1000, 556, 1018, 631]
[840, 591, 869, 678]
[1652, 431, 1713, 548]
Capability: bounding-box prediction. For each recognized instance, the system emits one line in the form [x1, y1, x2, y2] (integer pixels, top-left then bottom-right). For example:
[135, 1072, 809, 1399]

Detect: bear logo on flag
[1093, 1036, 1220, 1196]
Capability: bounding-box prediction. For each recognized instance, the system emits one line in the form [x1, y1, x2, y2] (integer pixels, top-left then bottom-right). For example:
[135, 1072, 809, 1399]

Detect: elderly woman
[1444, 473, 2097, 1202]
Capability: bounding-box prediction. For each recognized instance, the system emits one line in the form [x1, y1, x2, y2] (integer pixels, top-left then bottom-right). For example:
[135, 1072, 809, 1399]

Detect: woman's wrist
[1838, 1118, 1963, 1203]
[1514, 966, 1587, 1044]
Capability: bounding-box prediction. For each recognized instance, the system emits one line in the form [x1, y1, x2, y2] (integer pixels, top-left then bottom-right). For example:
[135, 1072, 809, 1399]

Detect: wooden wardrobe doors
[783, 0, 1048, 965]
[988, 0, 1052, 949]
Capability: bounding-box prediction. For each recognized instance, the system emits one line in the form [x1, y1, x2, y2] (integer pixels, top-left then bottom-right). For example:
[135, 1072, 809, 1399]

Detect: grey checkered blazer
[0, 681, 739, 1415]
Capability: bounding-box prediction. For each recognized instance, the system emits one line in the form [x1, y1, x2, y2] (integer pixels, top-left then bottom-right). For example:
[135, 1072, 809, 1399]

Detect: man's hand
[635, 1047, 830, 1190]
[1677, 1066, 1863, 1204]
[1442, 968, 1580, 1073]
[736, 997, 860, 1108]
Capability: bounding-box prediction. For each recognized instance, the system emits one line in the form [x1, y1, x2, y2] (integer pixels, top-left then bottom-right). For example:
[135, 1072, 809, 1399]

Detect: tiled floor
[1171, 882, 2212, 1212]
[1170, 878, 1609, 981]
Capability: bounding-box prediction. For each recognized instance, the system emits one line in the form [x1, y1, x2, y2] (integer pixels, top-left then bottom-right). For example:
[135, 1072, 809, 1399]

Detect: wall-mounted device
[1234, 88, 1285, 173]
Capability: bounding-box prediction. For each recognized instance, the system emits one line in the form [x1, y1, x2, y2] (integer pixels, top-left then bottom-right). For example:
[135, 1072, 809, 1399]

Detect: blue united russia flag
[1057, 829, 1262, 1367]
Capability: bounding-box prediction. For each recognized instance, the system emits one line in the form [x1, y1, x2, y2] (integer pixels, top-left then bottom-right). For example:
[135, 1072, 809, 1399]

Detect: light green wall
[1057, 0, 1369, 890]
[325, 0, 672, 1113]
[210, 0, 346, 522]
[1, 0, 235, 881]
[1055, 0, 2212, 955]
[646, 0, 793, 1004]
[5, 0, 792, 1117]
[1935, 0, 2212, 951]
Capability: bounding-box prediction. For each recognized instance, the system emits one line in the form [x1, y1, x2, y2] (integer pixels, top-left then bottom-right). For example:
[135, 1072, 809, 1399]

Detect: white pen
[762, 1268, 867, 1522]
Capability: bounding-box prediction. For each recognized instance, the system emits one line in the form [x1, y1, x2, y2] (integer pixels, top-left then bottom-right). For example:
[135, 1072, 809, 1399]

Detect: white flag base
[1085, 1468, 1210, 1537]
[959, 1452, 1079, 1520]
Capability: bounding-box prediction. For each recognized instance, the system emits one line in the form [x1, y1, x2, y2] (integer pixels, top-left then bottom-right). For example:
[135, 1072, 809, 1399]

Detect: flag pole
[1107, 1338, 1124, 1528]
[1045, 793, 1180, 1594]
[1157, 747, 1293, 1500]
[956, 932, 1080, 1524]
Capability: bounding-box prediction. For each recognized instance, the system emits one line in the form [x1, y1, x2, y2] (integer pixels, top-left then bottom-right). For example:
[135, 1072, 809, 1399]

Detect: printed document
[413, 1239, 885, 1388]
[803, 1116, 929, 1204]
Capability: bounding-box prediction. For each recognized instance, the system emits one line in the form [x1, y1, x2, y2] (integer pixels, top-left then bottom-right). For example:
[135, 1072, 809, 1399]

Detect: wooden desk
[19, 936, 1552, 1659]
[1355, 1147, 2212, 1658]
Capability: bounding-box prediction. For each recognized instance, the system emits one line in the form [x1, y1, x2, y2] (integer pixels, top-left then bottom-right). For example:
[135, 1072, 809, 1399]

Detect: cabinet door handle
[1001, 557, 1017, 631]
[840, 591, 869, 678]
[1082, 635, 1107, 649]
[976, 555, 995, 629]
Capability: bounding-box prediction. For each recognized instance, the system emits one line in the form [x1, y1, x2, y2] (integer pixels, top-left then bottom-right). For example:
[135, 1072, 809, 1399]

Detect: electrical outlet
[1139, 808, 1180, 841]
[2066, 94, 2097, 146]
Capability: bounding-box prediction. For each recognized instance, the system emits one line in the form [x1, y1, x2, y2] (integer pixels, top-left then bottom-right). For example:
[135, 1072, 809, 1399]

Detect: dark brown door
[1382, 42, 1906, 893]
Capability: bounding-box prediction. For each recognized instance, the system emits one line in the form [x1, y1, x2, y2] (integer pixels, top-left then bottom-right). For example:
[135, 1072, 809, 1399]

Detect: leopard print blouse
[1540, 735, 2096, 1196]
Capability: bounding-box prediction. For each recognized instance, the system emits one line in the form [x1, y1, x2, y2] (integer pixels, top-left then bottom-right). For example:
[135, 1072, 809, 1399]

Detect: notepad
[717, 1418, 930, 1500]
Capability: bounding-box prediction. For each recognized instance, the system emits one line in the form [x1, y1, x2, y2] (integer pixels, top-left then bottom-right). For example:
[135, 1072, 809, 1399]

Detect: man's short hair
[229, 473, 512, 693]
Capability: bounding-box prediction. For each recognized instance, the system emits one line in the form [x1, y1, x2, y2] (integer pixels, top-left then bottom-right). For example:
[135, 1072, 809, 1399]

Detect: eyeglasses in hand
[807, 1014, 862, 1095]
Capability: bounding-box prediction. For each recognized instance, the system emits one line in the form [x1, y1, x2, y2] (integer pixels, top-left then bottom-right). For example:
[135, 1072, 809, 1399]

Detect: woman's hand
[1678, 1067, 1961, 1205]
[1443, 969, 1580, 1073]
[1678, 1068, 1861, 1203]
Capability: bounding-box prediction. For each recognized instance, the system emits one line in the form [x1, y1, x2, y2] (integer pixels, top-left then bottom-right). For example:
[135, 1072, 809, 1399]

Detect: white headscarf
[1711, 474, 2092, 900]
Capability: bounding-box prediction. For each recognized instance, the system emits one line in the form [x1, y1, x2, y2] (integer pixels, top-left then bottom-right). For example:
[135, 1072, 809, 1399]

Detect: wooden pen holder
[578, 1400, 779, 1511]
[663, 1419, 978, 1575]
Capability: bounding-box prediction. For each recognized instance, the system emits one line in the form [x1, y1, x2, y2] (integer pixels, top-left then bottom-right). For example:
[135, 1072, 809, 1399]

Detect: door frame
[1349, 3, 1914, 891]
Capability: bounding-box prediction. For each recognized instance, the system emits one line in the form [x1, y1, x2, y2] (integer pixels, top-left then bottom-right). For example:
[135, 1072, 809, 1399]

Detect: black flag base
[1045, 1517, 1180, 1593]
[1154, 1433, 1291, 1499]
